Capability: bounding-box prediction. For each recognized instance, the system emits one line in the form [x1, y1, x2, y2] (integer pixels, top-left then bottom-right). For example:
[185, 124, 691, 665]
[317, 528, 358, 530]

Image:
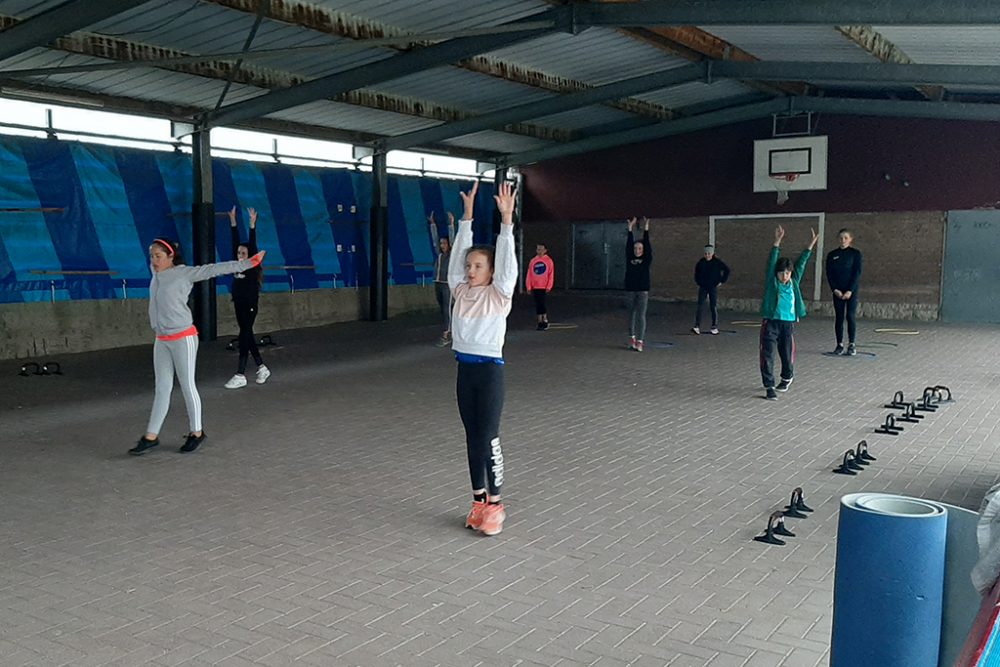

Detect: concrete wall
[0, 285, 437, 360]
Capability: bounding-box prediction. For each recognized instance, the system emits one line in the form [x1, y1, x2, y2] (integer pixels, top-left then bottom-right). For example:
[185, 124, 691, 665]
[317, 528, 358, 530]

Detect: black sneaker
[833, 344, 845, 355]
[536, 322, 545, 331]
[541, 321, 549, 331]
[179, 432, 206, 453]
[776, 378, 793, 392]
[847, 343, 857, 356]
[765, 388, 778, 401]
[129, 436, 159, 456]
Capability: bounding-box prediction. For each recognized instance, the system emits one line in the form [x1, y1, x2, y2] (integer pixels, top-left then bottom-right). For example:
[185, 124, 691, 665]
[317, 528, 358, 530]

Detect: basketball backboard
[753, 135, 828, 192]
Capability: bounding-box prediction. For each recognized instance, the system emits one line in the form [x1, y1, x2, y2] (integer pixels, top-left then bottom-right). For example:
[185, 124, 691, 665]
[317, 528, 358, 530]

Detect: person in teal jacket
[759, 225, 818, 400]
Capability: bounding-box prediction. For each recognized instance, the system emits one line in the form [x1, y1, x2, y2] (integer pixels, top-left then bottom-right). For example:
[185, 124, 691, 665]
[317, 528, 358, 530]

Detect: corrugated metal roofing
[636, 80, 756, 110]
[873, 27, 1000, 66]
[305, 0, 550, 33]
[367, 65, 554, 114]
[530, 105, 637, 131]
[488, 27, 690, 86]
[272, 100, 440, 137]
[442, 129, 550, 154]
[704, 26, 880, 63]
[3, 1, 1000, 159]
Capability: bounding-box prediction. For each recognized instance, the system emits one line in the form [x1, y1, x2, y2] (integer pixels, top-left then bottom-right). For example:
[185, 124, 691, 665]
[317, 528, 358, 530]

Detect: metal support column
[191, 126, 217, 340]
[369, 152, 389, 321]
[492, 167, 509, 240]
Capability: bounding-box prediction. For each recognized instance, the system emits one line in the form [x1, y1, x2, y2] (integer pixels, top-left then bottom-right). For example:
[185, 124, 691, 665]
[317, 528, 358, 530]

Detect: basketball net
[770, 173, 797, 205]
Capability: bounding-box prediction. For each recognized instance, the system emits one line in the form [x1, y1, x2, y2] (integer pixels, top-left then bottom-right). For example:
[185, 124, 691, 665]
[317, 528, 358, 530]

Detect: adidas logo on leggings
[490, 437, 504, 486]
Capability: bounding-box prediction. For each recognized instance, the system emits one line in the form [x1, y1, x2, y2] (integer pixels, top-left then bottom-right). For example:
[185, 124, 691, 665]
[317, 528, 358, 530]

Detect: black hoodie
[230, 225, 261, 305]
[694, 256, 730, 289]
[624, 230, 652, 291]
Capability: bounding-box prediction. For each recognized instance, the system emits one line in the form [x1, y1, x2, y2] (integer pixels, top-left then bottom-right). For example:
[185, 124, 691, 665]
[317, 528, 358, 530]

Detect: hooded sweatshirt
[759, 247, 812, 321]
[448, 219, 517, 359]
[525, 254, 554, 291]
[149, 259, 256, 337]
[624, 230, 652, 292]
[230, 226, 261, 305]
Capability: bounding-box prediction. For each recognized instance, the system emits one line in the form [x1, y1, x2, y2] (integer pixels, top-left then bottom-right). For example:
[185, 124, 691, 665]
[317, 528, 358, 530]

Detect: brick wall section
[522, 211, 944, 318]
[825, 211, 944, 304]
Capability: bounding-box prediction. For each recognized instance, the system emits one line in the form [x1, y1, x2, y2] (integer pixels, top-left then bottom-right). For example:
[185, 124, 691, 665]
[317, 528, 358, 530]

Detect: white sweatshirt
[448, 220, 517, 359]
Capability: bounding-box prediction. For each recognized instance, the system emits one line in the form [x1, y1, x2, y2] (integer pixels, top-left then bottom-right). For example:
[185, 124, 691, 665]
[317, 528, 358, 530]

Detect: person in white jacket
[448, 180, 517, 536]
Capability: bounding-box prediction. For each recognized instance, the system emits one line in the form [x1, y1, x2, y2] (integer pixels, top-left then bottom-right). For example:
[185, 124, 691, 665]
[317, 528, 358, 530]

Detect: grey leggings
[434, 281, 452, 331]
[628, 291, 649, 340]
[146, 335, 202, 435]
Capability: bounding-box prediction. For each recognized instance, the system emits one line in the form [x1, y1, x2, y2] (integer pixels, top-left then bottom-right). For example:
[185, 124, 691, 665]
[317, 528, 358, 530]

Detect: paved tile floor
[2, 293, 998, 666]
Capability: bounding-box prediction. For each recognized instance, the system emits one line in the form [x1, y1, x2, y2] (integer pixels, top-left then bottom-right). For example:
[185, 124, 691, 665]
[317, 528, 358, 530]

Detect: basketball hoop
[770, 173, 798, 205]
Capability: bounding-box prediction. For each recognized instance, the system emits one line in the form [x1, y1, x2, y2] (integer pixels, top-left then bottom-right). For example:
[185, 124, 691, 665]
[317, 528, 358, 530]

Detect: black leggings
[833, 295, 858, 344]
[235, 302, 263, 374]
[456, 362, 505, 496]
[532, 288, 547, 316]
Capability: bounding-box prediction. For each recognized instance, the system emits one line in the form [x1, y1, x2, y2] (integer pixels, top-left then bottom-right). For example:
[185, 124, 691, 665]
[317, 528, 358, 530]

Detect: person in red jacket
[525, 244, 554, 330]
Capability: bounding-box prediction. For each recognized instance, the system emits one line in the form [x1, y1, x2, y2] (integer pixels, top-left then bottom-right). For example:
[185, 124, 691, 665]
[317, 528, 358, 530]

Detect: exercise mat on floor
[832, 494, 948, 667]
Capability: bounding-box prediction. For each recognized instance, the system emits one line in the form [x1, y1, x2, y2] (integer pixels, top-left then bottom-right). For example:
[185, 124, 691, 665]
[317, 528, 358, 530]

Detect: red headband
[152, 239, 175, 255]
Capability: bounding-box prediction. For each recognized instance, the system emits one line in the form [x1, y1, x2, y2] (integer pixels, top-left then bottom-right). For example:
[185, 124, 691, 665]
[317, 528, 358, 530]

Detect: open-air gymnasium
[5, 1, 1000, 665]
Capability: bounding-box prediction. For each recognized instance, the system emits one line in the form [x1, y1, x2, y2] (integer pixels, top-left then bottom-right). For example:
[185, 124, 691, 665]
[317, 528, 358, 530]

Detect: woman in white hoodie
[449, 181, 518, 537]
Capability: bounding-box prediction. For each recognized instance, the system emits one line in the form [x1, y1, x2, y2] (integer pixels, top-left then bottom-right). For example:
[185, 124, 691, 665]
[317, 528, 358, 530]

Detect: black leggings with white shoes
[456, 362, 505, 496]
[235, 301, 263, 375]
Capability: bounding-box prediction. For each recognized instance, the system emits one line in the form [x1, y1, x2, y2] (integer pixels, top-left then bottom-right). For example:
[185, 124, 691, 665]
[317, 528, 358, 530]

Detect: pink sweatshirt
[525, 254, 554, 291]
[448, 219, 517, 358]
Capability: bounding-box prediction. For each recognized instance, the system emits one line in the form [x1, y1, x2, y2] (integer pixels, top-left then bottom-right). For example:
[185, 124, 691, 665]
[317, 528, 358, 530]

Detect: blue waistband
[455, 352, 505, 365]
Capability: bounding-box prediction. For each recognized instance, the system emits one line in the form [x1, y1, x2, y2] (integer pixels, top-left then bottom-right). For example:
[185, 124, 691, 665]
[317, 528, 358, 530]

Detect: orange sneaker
[480, 503, 506, 536]
[465, 500, 487, 530]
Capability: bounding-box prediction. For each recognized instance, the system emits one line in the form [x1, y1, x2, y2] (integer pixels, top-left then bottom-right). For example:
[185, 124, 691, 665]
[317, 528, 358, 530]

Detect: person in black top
[826, 228, 863, 356]
[225, 207, 271, 388]
[625, 216, 652, 352]
[692, 244, 730, 335]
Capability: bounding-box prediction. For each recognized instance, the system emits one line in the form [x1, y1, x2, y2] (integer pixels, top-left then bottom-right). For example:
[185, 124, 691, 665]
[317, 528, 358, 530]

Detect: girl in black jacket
[625, 216, 652, 352]
[825, 228, 863, 355]
[225, 207, 271, 388]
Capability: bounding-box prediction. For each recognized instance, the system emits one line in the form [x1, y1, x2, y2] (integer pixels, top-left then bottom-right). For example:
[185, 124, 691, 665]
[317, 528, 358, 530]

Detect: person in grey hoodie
[129, 238, 264, 456]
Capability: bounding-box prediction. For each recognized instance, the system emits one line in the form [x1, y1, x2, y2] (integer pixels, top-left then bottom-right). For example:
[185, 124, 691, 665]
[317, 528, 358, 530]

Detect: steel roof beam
[498, 98, 787, 166]
[377, 63, 706, 153]
[0, 0, 149, 62]
[574, 1, 1000, 26]
[206, 11, 565, 128]
[711, 61, 1000, 87]
[793, 97, 1000, 122]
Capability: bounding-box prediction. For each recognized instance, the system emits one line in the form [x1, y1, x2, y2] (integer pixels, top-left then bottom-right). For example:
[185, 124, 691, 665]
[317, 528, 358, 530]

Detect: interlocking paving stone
[2, 294, 997, 666]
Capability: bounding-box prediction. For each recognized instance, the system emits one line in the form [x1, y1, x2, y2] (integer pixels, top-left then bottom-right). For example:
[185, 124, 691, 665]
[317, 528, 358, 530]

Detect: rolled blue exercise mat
[937, 503, 980, 667]
[831, 494, 948, 667]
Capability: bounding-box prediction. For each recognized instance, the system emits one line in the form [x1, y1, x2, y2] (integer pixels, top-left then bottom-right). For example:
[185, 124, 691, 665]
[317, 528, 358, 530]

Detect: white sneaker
[224, 374, 247, 389]
[255, 365, 271, 384]
[691, 327, 700, 335]
[710, 327, 719, 335]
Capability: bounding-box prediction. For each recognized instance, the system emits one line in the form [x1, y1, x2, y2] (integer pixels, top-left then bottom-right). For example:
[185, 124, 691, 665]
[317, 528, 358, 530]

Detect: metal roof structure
[2, 0, 1000, 166]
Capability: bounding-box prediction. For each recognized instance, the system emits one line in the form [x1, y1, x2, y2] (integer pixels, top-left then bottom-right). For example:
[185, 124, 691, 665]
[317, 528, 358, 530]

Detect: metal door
[571, 223, 607, 288]
[941, 210, 1000, 323]
[571, 222, 629, 289]
[604, 224, 627, 290]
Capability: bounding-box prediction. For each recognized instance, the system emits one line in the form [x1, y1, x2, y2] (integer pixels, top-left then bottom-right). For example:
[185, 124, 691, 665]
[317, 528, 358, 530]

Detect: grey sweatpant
[146, 335, 202, 435]
[628, 291, 649, 340]
[435, 281, 452, 331]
